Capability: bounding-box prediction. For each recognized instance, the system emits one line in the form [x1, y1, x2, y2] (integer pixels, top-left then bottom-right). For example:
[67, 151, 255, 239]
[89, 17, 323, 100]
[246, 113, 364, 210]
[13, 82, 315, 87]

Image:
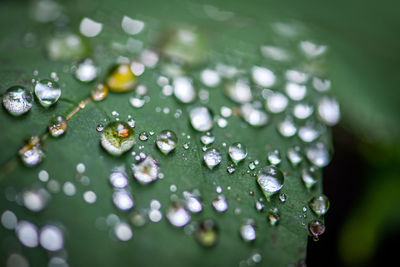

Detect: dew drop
[293, 102, 314, 120]
[285, 82, 307, 101]
[260, 45, 289, 61]
[48, 115, 67, 137]
[226, 79, 252, 103]
[139, 132, 148, 141]
[300, 41, 327, 58]
[106, 63, 137, 92]
[129, 96, 145, 108]
[184, 194, 203, 213]
[74, 58, 98, 82]
[277, 116, 297, 137]
[212, 195, 228, 212]
[79, 17, 103, 37]
[2, 86, 33, 116]
[22, 188, 49, 212]
[34, 79, 61, 108]
[1, 210, 18, 230]
[173, 77, 196, 103]
[200, 132, 215, 145]
[114, 222, 133, 241]
[166, 203, 191, 227]
[313, 77, 331, 92]
[255, 200, 264, 212]
[83, 190, 97, 204]
[18, 136, 45, 167]
[121, 16, 145, 35]
[302, 166, 320, 189]
[91, 83, 109, 101]
[317, 97, 340, 126]
[227, 165, 236, 174]
[287, 146, 303, 167]
[130, 211, 147, 227]
[156, 130, 178, 154]
[285, 69, 308, 84]
[195, 219, 218, 247]
[132, 155, 159, 184]
[309, 194, 330, 216]
[267, 150, 281, 165]
[240, 103, 268, 127]
[109, 170, 129, 188]
[148, 209, 162, 222]
[113, 190, 134, 210]
[298, 122, 322, 143]
[100, 121, 135, 156]
[96, 124, 104, 132]
[46, 33, 90, 61]
[62, 182, 76, 196]
[265, 91, 288, 113]
[16, 221, 38, 248]
[240, 221, 256, 242]
[228, 142, 247, 164]
[189, 106, 213, 132]
[305, 142, 331, 167]
[257, 165, 284, 200]
[39, 225, 63, 251]
[252, 66, 276, 87]
[308, 220, 325, 241]
[201, 69, 220, 87]
[203, 148, 222, 169]
[267, 210, 280, 226]
[279, 193, 287, 203]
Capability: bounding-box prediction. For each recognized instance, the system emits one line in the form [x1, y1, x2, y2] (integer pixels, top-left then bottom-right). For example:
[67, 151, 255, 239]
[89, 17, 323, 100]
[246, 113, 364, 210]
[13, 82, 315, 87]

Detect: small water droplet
[139, 132, 148, 141]
[189, 106, 213, 132]
[91, 83, 109, 101]
[106, 63, 137, 92]
[240, 220, 256, 242]
[46, 33, 90, 61]
[130, 211, 147, 227]
[2, 86, 33, 116]
[285, 82, 307, 101]
[100, 121, 135, 156]
[200, 132, 215, 145]
[22, 188, 49, 212]
[39, 225, 63, 251]
[184, 194, 203, 213]
[313, 77, 331, 92]
[63, 182, 76, 196]
[195, 219, 218, 247]
[76, 163, 86, 173]
[293, 102, 314, 119]
[255, 200, 264, 212]
[48, 115, 67, 137]
[317, 97, 340, 126]
[132, 155, 159, 184]
[265, 91, 288, 113]
[240, 103, 268, 127]
[229, 142, 248, 164]
[302, 166, 320, 189]
[203, 148, 222, 169]
[212, 195, 228, 212]
[300, 41, 327, 58]
[309, 194, 330, 216]
[34, 79, 61, 108]
[257, 165, 284, 200]
[74, 58, 98, 82]
[129, 96, 145, 108]
[121, 16, 145, 35]
[173, 76, 196, 103]
[305, 142, 331, 167]
[252, 66, 276, 87]
[279, 193, 287, 203]
[166, 202, 191, 227]
[267, 210, 280, 226]
[96, 124, 104, 132]
[277, 116, 297, 137]
[156, 130, 178, 154]
[83, 190, 97, 204]
[114, 222, 133, 241]
[148, 209, 162, 222]
[287, 146, 303, 166]
[227, 165, 236, 174]
[260, 45, 289, 61]
[201, 69, 220, 87]
[308, 220, 325, 241]
[113, 189, 134, 210]
[16, 221, 38, 248]
[226, 79, 252, 103]
[79, 17, 103, 37]
[267, 150, 281, 165]
[18, 136, 45, 167]
[285, 69, 308, 84]
[298, 122, 322, 143]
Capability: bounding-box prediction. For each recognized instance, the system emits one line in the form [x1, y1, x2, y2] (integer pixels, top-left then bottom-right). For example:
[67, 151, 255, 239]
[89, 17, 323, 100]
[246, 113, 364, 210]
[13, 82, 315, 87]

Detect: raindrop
[91, 83, 109, 101]
[257, 165, 284, 200]
[228, 142, 248, 164]
[113, 190, 134, 210]
[132, 155, 159, 184]
[114, 222, 133, 241]
[226, 79, 252, 103]
[240, 103, 268, 127]
[200, 132, 215, 145]
[79, 17, 103, 37]
[100, 121, 135, 156]
[39, 225, 63, 251]
[309, 194, 330, 216]
[267, 150, 281, 165]
[285, 82, 306, 101]
[189, 106, 213, 132]
[16, 221, 38, 247]
[173, 77, 196, 103]
[267, 210, 280, 226]
[293, 102, 314, 119]
[317, 97, 340, 126]
[2, 86, 33, 116]
[106, 63, 137, 92]
[305, 142, 331, 167]
[212, 195, 228, 212]
[201, 69, 220, 87]
[240, 221, 256, 242]
[265, 91, 288, 113]
[203, 148, 222, 169]
[74, 58, 98, 82]
[195, 219, 218, 247]
[252, 66, 276, 87]
[156, 130, 178, 154]
[302, 166, 320, 189]
[1, 210, 17, 230]
[308, 220, 325, 241]
[287, 146, 303, 166]
[166, 203, 191, 227]
[48, 115, 67, 137]
[277, 116, 297, 137]
[34, 79, 61, 108]
[18, 136, 45, 167]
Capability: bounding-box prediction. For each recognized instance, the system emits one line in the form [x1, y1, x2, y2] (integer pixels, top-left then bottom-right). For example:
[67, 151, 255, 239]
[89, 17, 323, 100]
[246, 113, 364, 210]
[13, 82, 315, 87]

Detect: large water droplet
[226, 79, 252, 103]
[229, 142, 247, 164]
[74, 58, 98, 82]
[19, 136, 45, 167]
[317, 97, 340, 126]
[34, 79, 61, 108]
[189, 106, 213, 132]
[91, 83, 109, 101]
[106, 63, 137, 92]
[156, 130, 178, 154]
[309, 194, 330, 216]
[252, 66, 276, 87]
[2, 86, 33, 116]
[240, 103, 268, 127]
[100, 122, 135, 156]
[195, 219, 218, 247]
[132, 155, 159, 184]
[302, 166, 320, 189]
[48, 115, 67, 137]
[287, 146, 303, 167]
[257, 166, 284, 200]
[173, 77, 196, 103]
[305, 142, 331, 167]
[166, 203, 191, 227]
[212, 195, 228, 212]
[240, 220, 256, 242]
[203, 148, 222, 169]
[308, 220, 325, 241]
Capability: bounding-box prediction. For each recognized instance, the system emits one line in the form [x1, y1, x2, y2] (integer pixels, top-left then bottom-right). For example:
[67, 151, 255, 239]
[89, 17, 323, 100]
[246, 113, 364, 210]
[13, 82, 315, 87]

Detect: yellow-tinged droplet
[91, 83, 109, 101]
[106, 63, 137, 92]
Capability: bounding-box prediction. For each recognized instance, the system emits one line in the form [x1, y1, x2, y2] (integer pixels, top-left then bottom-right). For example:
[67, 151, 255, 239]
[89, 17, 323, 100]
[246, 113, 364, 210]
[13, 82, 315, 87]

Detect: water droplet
[265, 91, 288, 113]
[277, 116, 297, 137]
[184, 194, 203, 213]
[139, 132, 148, 141]
[309, 194, 330, 216]
[39, 225, 63, 251]
[287, 146, 303, 166]
[121, 16, 144, 35]
[285, 69, 308, 84]
[79, 17, 103, 37]
[91, 83, 109, 101]
[279, 193, 287, 203]
[46, 33, 90, 61]
[83, 190, 97, 204]
[1, 210, 18, 230]
[2, 86, 33, 116]
[114, 222, 133, 241]
[229, 142, 248, 164]
[18, 136, 45, 167]
[240, 103, 268, 127]
[255, 200, 264, 212]
[313, 77, 331, 92]
[267, 150, 281, 165]
[16, 221, 38, 247]
[195, 219, 218, 247]
[285, 82, 307, 101]
[308, 220, 325, 241]
[100, 121, 135, 156]
[305, 142, 331, 167]
[257, 166, 284, 200]
[200, 132, 215, 145]
[189, 106, 213, 132]
[156, 130, 178, 154]
[106, 64, 137, 92]
[260, 45, 289, 61]
[300, 41, 327, 58]
[173, 77, 196, 103]
[34, 79, 61, 108]
[32, 0, 62, 23]
[22, 188, 49, 212]
[240, 221, 256, 242]
[109, 170, 129, 188]
[298, 122, 322, 143]
[130, 211, 147, 227]
[6, 253, 29, 267]
[267, 210, 280, 226]
[150, 199, 161, 210]
[227, 165, 236, 174]
[48, 115, 67, 137]
[226, 79, 252, 103]
[203, 148, 222, 169]
[201, 69, 220, 87]
[74, 58, 98, 82]
[252, 66, 276, 87]
[302, 166, 320, 189]
[148, 209, 162, 222]
[293, 102, 314, 120]
[63, 182, 76, 196]
[212, 195, 228, 212]
[129, 96, 145, 108]
[317, 97, 340, 126]
[113, 190, 134, 210]
[96, 124, 104, 132]
[132, 155, 159, 184]
[166, 203, 191, 227]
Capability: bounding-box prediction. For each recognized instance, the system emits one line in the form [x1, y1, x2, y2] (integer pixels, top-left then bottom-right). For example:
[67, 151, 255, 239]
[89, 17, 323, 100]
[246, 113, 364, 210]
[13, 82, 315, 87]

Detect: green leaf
[0, 0, 333, 266]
